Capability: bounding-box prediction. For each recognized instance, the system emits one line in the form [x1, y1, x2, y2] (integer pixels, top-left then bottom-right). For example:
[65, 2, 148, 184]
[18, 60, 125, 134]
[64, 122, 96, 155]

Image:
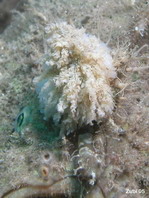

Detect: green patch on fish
[14, 102, 60, 143]
[14, 106, 33, 135]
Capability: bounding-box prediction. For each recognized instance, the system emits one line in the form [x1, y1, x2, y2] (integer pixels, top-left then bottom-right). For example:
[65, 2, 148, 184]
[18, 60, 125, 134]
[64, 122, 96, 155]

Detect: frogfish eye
[17, 113, 24, 127]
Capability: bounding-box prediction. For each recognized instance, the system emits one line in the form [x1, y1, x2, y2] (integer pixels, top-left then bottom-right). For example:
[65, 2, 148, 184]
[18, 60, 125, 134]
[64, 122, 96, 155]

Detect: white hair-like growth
[35, 22, 116, 134]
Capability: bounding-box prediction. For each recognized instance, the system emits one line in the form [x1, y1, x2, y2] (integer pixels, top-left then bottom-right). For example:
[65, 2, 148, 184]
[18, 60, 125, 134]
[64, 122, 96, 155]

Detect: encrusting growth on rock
[34, 22, 117, 134]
